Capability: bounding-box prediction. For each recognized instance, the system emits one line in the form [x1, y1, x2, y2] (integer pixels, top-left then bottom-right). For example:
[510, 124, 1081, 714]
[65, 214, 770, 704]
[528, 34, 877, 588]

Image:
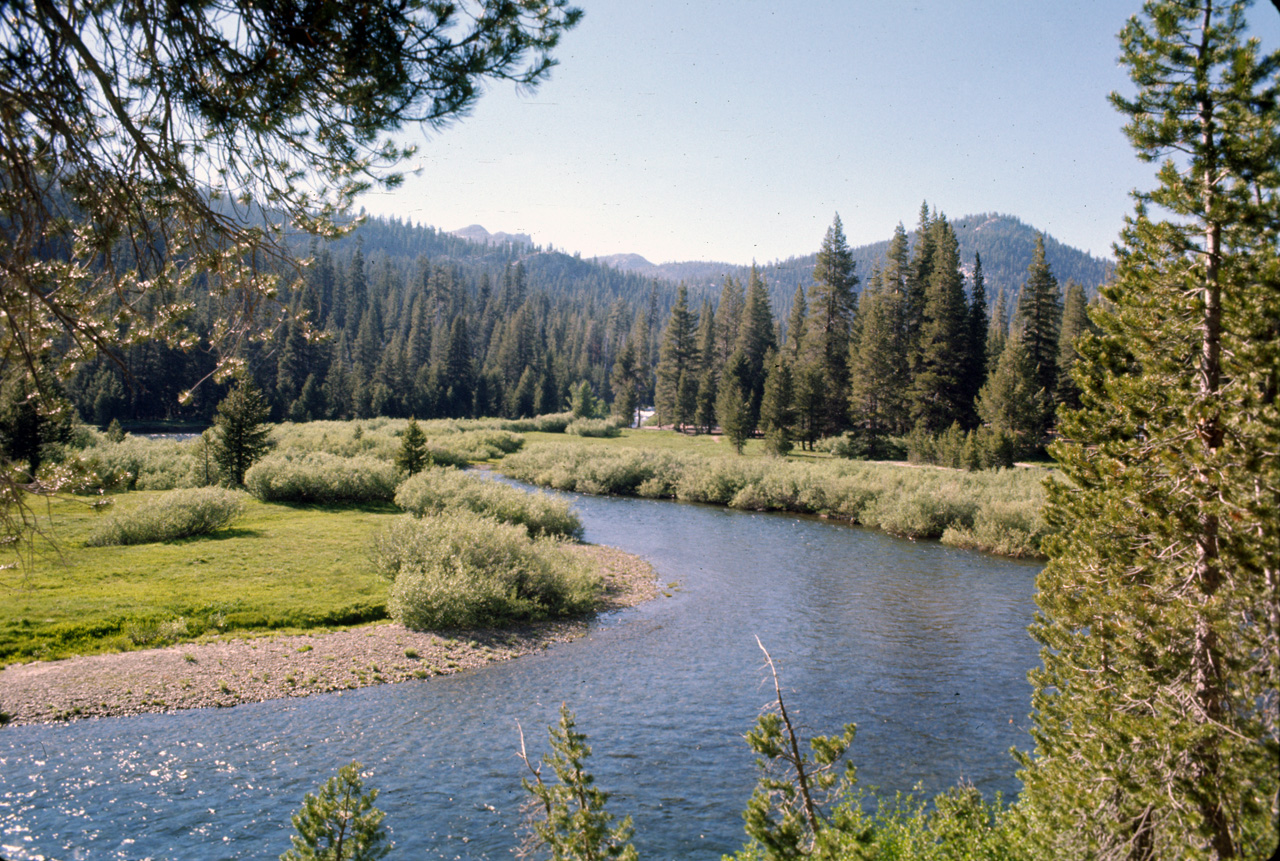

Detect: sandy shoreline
[0, 544, 660, 728]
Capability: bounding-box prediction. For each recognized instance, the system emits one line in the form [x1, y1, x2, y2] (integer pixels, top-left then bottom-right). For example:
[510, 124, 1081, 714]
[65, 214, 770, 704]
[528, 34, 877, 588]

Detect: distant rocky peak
[450, 224, 534, 248]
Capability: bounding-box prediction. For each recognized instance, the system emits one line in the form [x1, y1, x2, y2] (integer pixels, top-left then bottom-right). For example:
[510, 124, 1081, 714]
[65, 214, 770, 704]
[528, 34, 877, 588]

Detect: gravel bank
[0, 544, 659, 727]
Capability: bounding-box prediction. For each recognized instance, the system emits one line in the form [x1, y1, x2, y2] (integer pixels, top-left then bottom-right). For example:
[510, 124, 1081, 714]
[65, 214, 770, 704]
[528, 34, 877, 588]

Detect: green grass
[1, 492, 395, 662]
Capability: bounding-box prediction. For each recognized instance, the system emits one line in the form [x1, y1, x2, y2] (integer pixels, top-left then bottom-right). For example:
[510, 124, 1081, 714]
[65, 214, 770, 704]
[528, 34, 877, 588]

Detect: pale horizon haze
[357, 1, 1280, 266]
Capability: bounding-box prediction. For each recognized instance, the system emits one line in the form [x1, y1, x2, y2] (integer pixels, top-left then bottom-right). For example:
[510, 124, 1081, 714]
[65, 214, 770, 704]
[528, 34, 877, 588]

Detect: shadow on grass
[188, 527, 262, 542]
[262, 500, 402, 515]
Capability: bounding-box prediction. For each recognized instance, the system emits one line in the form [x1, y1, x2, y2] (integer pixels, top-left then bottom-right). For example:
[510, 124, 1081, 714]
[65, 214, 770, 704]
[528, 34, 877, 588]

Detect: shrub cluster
[435, 429, 525, 462]
[532, 411, 574, 433]
[372, 511, 598, 630]
[244, 452, 398, 503]
[564, 417, 623, 438]
[395, 467, 582, 539]
[68, 432, 210, 492]
[501, 443, 1049, 557]
[85, 487, 247, 546]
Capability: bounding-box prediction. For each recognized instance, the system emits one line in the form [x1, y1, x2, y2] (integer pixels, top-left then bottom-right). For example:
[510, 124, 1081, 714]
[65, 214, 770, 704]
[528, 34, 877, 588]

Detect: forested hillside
[62, 207, 1103, 437]
[66, 219, 671, 426]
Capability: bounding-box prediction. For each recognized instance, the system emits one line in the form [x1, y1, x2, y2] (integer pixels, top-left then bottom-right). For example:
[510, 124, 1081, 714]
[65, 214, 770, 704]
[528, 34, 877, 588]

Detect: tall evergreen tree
[713, 276, 746, 367]
[908, 217, 970, 433]
[694, 301, 719, 434]
[654, 285, 699, 430]
[442, 316, 475, 418]
[801, 214, 859, 438]
[735, 266, 778, 430]
[1054, 280, 1093, 413]
[783, 284, 807, 363]
[609, 340, 642, 426]
[759, 350, 795, 456]
[1019, 3, 1280, 858]
[716, 350, 753, 454]
[987, 287, 1010, 377]
[964, 252, 990, 418]
[1016, 234, 1063, 417]
[905, 203, 936, 364]
[975, 335, 1044, 459]
[848, 280, 909, 443]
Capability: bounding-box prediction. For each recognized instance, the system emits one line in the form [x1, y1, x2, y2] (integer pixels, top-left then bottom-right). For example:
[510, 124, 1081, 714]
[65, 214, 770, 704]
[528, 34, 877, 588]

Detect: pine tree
[570, 380, 598, 419]
[987, 287, 1010, 377]
[904, 203, 936, 364]
[964, 252, 990, 418]
[717, 350, 754, 453]
[281, 761, 390, 861]
[847, 281, 908, 444]
[1054, 280, 1093, 413]
[783, 285, 807, 363]
[519, 705, 637, 861]
[759, 350, 795, 456]
[801, 214, 859, 438]
[609, 341, 641, 426]
[1018, 3, 1280, 858]
[212, 373, 271, 486]
[975, 336, 1044, 459]
[442, 316, 475, 418]
[713, 276, 745, 367]
[735, 266, 778, 430]
[693, 301, 718, 434]
[395, 418, 429, 476]
[908, 218, 970, 433]
[1016, 234, 1063, 419]
[654, 285, 699, 430]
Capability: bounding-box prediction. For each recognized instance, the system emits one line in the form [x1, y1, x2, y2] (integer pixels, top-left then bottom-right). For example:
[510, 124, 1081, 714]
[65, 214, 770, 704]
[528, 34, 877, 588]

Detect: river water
[0, 487, 1041, 860]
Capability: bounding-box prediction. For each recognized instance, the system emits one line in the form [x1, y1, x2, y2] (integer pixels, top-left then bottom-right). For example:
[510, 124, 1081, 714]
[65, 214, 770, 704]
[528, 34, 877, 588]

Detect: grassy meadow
[3, 418, 1052, 664]
[2, 492, 391, 662]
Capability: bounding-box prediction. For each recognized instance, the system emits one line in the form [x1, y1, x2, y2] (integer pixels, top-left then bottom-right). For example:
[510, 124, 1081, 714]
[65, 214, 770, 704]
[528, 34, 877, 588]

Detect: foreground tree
[519, 705, 637, 861]
[1018, 2, 1280, 858]
[759, 351, 795, 456]
[281, 761, 389, 861]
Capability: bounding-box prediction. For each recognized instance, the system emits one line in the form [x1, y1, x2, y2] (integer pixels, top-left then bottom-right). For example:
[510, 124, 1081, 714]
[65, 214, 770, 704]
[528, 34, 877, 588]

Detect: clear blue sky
[358, 1, 1280, 266]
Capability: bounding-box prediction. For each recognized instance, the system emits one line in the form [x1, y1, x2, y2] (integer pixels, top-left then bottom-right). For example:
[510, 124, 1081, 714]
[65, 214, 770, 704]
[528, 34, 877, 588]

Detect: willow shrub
[85, 487, 247, 546]
[501, 443, 1049, 557]
[394, 467, 582, 539]
[244, 452, 398, 504]
[73, 432, 206, 491]
[373, 511, 598, 630]
[564, 418, 622, 438]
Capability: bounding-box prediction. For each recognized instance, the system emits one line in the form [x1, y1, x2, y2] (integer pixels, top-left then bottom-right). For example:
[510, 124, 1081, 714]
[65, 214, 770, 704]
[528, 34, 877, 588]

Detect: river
[0, 486, 1041, 859]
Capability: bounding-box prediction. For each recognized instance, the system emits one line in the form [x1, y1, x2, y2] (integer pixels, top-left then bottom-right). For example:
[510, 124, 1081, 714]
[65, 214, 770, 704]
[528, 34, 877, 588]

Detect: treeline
[639, 204, 1094, 465]
[62, 228, 668, 429]
[45, 207, 1091, 472]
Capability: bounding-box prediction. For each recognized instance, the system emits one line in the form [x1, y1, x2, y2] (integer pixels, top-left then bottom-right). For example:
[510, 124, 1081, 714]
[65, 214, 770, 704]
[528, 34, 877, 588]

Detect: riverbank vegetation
[500, 441, 1050, 558]
[375, 511, 598, 630]
[395, 467, 582, 539]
